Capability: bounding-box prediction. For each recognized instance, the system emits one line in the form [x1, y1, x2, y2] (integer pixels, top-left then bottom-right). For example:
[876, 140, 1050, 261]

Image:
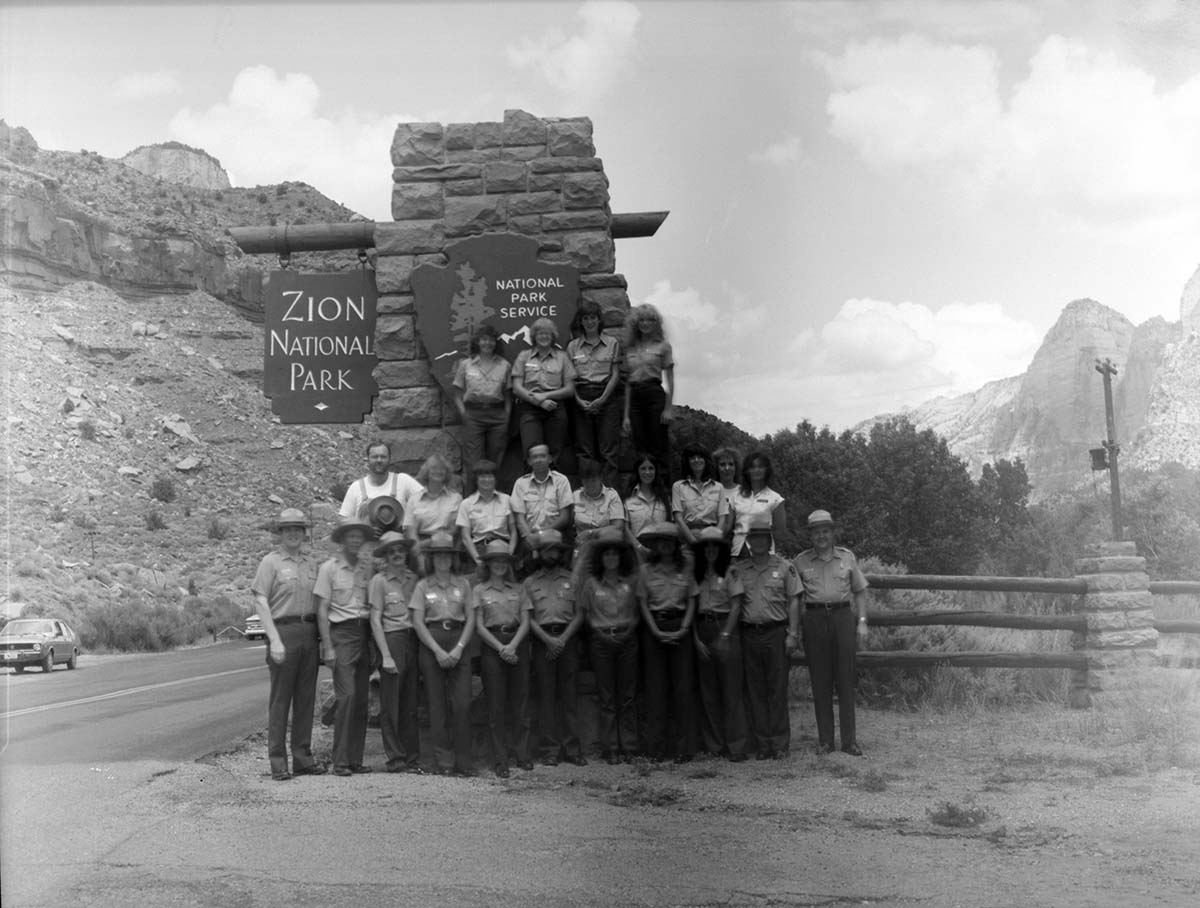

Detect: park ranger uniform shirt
[513, 346, 576, 394]
[511, 469, 573, 532]
[453, 354, 511, 405]
[251, 549, 317, 620]
[566, 334, 621, 385]
[792, 547, 869, 603]
[409, 575, 472, 624]
[736, 555, 801, 625]
[523, 567, 576, 625]
[314, 553, 369, 623]
[368, 567, 419, 632]
[456, 491, 513, 542]
[697, 570, 743, 618]
[472, 578, 531, 629]
[578, 575, 639, 631]
[638, 563, 699, 615]
[671, 478, 729, 529]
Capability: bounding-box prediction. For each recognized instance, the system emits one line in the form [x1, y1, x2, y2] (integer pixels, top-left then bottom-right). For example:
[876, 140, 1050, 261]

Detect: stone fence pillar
[1070, 540, 1159, 708]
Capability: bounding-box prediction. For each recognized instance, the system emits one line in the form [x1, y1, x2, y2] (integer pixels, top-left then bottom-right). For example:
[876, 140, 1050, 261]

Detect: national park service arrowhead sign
[262, 270, 379, 423]
[411, 234, 579, 397]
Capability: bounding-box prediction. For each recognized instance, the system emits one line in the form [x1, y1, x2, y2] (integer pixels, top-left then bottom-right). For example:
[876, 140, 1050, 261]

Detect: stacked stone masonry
[1069, 541, 1160, 707]
[372, 110, 632, 469]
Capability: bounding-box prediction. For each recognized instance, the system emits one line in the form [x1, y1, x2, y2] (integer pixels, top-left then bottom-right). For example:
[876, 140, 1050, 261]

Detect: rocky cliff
[0, 120, 362, 315]
[859, 297, 1198, 496]
[120, 141, 232, 191]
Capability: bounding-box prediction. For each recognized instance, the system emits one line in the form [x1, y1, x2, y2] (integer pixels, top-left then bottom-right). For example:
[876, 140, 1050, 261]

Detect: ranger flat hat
[275, 508, 311, 530]
[367, 495, 404, 530]
[806, 509, 836, 529]
[423, 531, 458, 554]
[745, 516, 775, 536]
[330, 515, 372, 543]
[481, 540, 514, 561]
[531, 529, 571, 551]
[637, 521, 680, 545]
[592, 525, 633, 553]
[690, 525, 731, 551]
[376, 531, 414, 555]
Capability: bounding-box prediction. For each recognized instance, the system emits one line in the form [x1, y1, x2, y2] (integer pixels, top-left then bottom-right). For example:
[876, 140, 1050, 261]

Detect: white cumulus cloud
[820, 34, 1200, 225]
[749, 135, 804, 166]
[168, 65, 415, 219]
[506, 0, 641, 106]
[643, 279, 719, 333]
[113, 70, 181, 101]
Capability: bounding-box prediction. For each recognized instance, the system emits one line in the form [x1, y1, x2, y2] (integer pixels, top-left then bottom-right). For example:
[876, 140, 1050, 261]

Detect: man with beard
[339, 440, 424, 523]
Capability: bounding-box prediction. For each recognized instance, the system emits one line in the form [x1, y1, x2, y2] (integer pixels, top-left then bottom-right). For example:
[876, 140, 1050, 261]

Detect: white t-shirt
[339, 472, 424, 519]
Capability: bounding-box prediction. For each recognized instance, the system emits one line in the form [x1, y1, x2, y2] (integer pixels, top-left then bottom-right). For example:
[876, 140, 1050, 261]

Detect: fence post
[1070, 541, 1159, 708]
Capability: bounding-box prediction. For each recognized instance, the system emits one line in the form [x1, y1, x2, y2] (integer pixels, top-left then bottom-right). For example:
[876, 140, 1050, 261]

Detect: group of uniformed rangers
[252, 434, 871, 781]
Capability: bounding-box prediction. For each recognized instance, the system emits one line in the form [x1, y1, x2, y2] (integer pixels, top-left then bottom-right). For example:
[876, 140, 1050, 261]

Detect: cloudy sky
[4, 0, 1200, 435]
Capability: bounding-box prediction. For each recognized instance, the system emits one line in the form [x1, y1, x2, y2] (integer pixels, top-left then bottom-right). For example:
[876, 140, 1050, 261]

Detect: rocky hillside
[0, 120, 363, 319]
[859, 297, 1200, 495]
[1, 279, 377, 622]
[120, 141, 232, 191]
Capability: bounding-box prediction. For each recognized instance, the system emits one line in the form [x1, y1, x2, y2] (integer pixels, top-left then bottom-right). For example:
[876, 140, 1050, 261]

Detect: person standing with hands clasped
[791, 510, 870, 756]
[368, 532, 422, 774]
[410, 532, 476, 777]
[251, 508, 323, 781]
[472, 542, 533, 778]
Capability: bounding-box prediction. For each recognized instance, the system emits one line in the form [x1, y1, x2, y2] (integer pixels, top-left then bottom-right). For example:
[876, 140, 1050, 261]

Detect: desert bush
[276, 184, 287, 196]
[145, 510, 168, 531]
[206, 517, 231, 540]
[257, 192, 269, 204]
[150, 475, 176, 503]
[927, 801, 989, 828]
[79, 418, 97, 441]
[73, 513, 97, 530]
[329, 480, 350, 503]
[49, 503, 67, 523]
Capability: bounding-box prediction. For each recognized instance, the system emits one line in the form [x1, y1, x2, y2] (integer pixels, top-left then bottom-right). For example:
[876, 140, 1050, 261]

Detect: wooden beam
[1154, 619, 1200, 635]
[228, 211, 670, 255]
[611, 211, 669, 238]
[227, 222, 376, 255]
[865, 609, 1084, 632]
[865, 574, 1087, 595]
[849, 651, 1090, 670]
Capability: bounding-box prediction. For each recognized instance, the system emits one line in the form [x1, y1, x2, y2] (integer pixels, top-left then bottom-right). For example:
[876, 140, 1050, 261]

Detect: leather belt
[596, 624, 632, 636]
[539, 622, 568, 634]
[487, 624, 519, 634]
[806, 601, 851, 610]
[274, 615, 317, 625]
[429, 619, 465, 631]
[740, 620, 787, 632]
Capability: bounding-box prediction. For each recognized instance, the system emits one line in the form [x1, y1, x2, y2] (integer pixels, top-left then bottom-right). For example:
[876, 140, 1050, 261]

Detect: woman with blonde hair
[512, 316, 576, 461]
[404, 454, 463, 552]
[621, 303, 674, 467]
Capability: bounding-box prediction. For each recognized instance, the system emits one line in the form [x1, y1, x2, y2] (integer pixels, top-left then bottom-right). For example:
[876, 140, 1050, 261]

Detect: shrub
[145, 510, 167, 531]
[330, 480, 350, 503]
[207, 517, 231, 540]
[49, 503, 67, 523]
[79, 419, 97, 441]
[928, 801, 989, 828]
[150, 475, 176, 503]
[275, 183, 287, 196]
[257, 192, 269, 204]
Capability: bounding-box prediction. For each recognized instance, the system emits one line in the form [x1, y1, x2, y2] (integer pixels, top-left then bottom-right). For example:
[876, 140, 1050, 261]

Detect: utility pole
[1094, 358, 1123, 540]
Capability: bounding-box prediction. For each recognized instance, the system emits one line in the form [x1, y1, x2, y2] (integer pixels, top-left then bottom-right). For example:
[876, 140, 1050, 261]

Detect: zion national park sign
[411, 234, 579, 398]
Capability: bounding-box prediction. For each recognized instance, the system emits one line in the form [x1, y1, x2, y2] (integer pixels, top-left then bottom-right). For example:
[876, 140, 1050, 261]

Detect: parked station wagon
[0, 618, 81, 673]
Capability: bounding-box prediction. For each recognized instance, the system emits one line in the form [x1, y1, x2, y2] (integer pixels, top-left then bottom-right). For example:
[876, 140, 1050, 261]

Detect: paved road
[0, 641, 268, 764]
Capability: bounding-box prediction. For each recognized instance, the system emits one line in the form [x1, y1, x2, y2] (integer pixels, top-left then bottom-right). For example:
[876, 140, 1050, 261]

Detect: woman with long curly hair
[727, 450, 787, 558]
[621, 303, 674, 466]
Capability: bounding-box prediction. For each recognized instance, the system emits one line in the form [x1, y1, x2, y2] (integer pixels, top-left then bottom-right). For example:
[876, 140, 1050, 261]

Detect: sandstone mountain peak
[120, 141, 232, 191]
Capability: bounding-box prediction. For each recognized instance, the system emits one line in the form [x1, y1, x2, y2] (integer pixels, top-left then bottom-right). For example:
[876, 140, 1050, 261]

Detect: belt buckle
[441, 620, 456, 631]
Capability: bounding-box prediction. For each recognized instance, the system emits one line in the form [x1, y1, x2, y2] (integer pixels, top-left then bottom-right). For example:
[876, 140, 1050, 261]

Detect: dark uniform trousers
[741, 621, 791, 756]
[627, 379, 669, 464]
[641, 614, 695, 758]
[266, 619, 321, 775]
[378, 628, 420, 771]
[533, 629, 582, 760]
[694, 615, 748, 758]
[518, 401, 569, 461]
[573, 382, 621, 488]
[480, 630, 531, 768]
[461, 403, 508, 494]
[329, 619, 371, 770]
[802, 605, 858, 749]
[419, 623, 473, 772]
[588, 628, 639, 756]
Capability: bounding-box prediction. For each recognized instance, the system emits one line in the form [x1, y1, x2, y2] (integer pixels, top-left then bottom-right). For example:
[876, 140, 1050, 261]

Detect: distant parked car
[0, 618, 80, 673]
[243, 614, 266, 641]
